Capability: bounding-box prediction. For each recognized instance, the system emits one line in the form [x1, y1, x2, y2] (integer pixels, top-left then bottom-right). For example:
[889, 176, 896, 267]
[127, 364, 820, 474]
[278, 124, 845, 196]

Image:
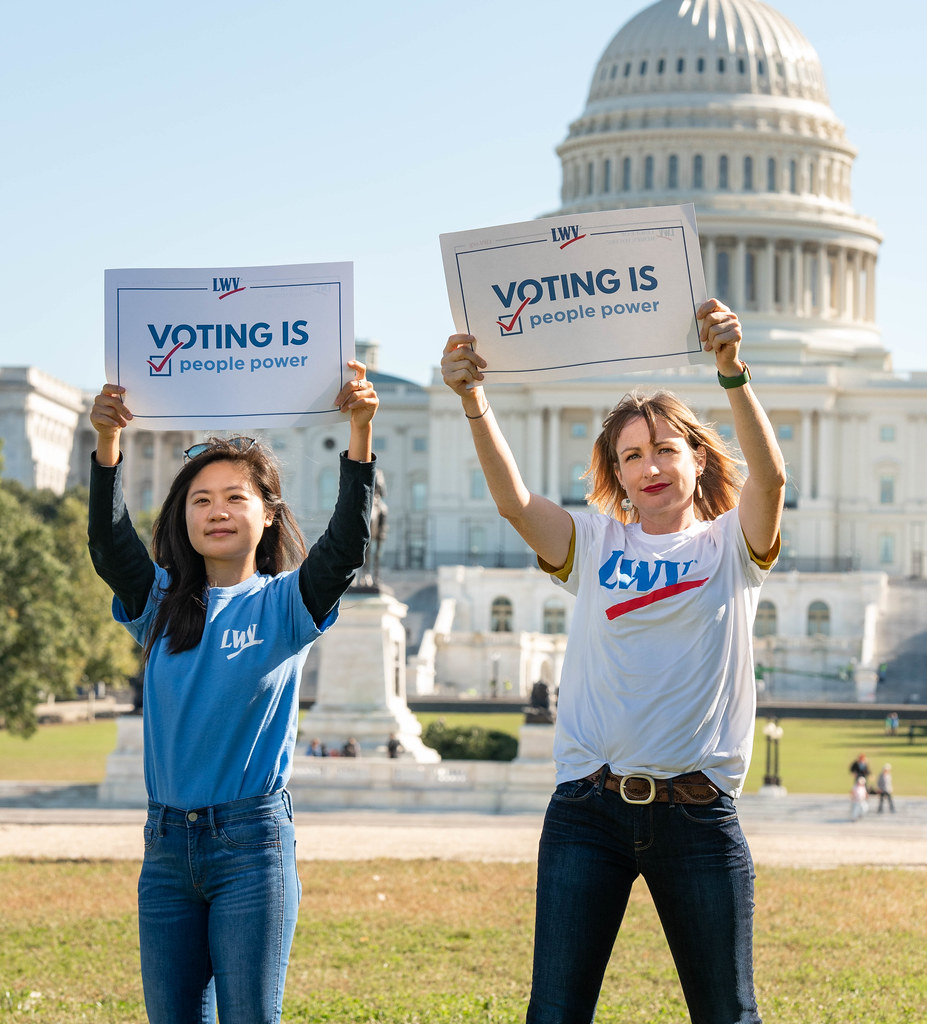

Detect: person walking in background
[850, 775, 869, 820]
[88, 363, 378, 1024]
[442, 298, 784, 1024]
[876, 763, 895, 813]
[849, 752, 871, 787]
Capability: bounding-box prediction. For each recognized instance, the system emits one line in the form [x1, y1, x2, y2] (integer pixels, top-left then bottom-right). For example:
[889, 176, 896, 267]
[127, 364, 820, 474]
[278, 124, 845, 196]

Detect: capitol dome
[553, 0, 886, 367]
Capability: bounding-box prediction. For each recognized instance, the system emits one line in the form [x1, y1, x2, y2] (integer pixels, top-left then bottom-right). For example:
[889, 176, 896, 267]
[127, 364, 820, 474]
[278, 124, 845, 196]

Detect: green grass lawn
[1, 713, 925, 795]
[1, 859, 925, 1023]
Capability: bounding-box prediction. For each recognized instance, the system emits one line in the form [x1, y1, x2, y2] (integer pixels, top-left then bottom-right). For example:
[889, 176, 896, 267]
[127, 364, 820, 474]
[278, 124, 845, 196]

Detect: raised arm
[697, 300, 786, 560]
[441, 334, 573, 569]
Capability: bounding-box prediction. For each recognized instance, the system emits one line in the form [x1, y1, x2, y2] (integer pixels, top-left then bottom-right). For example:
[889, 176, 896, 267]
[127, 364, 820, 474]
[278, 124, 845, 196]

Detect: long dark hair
[585, 390, 744, 522]
[144, 438, 307, 659]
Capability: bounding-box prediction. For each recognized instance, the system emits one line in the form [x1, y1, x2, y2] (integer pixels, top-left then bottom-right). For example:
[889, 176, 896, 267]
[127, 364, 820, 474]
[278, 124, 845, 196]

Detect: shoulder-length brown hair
[584, 390, 744, 523]
[144, 438, 307, 659]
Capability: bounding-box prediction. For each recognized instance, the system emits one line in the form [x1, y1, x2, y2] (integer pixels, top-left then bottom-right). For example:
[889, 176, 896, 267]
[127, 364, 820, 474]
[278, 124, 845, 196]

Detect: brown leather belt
[584, 769, 720, 805]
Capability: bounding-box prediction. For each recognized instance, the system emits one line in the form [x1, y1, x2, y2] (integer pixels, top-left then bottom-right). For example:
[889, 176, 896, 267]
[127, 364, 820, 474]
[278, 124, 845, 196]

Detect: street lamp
[762, 719, 784, 792]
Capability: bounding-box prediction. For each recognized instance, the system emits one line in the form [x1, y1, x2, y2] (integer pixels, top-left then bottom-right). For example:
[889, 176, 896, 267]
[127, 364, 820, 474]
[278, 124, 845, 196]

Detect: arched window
[491, 597, 513, 633]
[693, 154, 704, 189]
[543, 600, 567, 635]
[789, 159, 798, 194]
[668, 154, 679, 189]
[754, 601, 777, 638]
[644, 155, 654, 190]
[767, 157, 777, 192]
[807, 601, 830, 637]
[743, 155, 754, 190]
[719, 155, 729, 190]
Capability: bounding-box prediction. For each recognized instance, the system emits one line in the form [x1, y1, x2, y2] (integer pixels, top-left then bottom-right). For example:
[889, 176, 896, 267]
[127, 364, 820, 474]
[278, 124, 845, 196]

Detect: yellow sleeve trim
[745, 530, 781, 571]
[537, 516, 576, 582]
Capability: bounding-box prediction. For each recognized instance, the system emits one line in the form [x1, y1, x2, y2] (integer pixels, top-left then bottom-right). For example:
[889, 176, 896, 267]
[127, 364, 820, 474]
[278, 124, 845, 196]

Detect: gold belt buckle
[619, 774, 656, 805]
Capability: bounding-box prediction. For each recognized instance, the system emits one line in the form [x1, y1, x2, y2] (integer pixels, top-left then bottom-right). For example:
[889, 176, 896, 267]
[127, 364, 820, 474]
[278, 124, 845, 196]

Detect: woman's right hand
[441, 334, 490, 419]
[90, 384, 133, 466]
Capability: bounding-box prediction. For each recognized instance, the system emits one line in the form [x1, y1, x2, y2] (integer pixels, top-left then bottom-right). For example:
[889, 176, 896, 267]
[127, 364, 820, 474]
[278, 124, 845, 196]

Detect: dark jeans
[138, 790, 301, 1024]
[526, 775, 762, 1024]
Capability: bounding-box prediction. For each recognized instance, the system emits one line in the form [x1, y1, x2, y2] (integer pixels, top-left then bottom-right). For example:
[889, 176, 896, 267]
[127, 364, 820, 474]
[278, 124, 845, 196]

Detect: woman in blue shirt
[88, 362, 378, 1024]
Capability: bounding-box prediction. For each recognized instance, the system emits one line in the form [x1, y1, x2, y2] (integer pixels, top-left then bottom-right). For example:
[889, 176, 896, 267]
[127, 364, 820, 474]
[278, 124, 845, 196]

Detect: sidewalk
[1, 785, 924, 867]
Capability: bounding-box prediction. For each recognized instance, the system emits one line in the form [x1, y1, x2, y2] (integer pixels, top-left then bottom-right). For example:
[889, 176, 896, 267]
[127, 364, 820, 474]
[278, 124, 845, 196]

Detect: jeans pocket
[143, 824, 158, 850]
[218, 814, 281, 849]
[552, 777, 597, 802]
[676, 794, 739, 826]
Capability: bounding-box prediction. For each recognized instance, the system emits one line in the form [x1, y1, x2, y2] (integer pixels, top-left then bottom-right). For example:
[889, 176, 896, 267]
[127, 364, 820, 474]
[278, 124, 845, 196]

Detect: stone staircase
[874, 579, 927, 703]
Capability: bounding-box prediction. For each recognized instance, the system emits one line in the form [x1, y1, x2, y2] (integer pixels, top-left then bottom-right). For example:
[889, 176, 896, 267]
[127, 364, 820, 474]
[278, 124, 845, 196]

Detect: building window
[697, 57, 705, 73]
[789, 159, 798, 194]
[469, 468, 486, 501]
[657, 58, 665, 74]
[668, 154, 679, 189]
[622, 157, 632, 191]
[318, 467, 338, 508]
[743, 156, 754, 191]
[719, 155, 729, 190]
[587, 161, 594, 195]
[807, 601, 830, 637]
[570, 422, 588, 439]
[879, 476, 895, 505]
[778, 424, 794, 441]
[639, 60, 647, 75]
[491, 597, 513, 632]
[467, 526, 486, 561]
[755, 600, 777, 638]
[879, 425, 896, 442]
[767, 157, 777, 192]
[718, 57, 726, 73]
[879, 534, 895, 565]
[411, 480, 427, 512]
[716, 250, 730, 304]
[745, 250, 757, 305]
[543, 600, 567, 635]
[676, 58, 685, 73]
[644, 155, 654, 190]
[603, 158, 612, 193]
[693, 154, 704, 189]
[568, 462, 587, 503]
[623, 62, 632, 77]
[412, 436, 427, 453]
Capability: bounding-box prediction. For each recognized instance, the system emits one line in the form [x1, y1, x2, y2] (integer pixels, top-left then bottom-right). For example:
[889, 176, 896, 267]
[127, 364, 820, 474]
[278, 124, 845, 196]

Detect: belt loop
[596, 764, 610, 796]
[282, 789, 294, 822]
[207, 804, 218, 838]
[155, 804, 166, 838]
[666, 778, 675, 808]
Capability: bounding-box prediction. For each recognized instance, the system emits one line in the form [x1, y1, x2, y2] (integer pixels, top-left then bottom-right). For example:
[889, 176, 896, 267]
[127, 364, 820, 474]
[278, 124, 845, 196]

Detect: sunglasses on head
[183, 437, 256, 463]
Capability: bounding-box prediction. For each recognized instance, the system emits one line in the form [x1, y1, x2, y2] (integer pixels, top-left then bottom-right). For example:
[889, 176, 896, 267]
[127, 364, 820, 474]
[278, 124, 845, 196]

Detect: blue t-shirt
[117, 565, 334, 808]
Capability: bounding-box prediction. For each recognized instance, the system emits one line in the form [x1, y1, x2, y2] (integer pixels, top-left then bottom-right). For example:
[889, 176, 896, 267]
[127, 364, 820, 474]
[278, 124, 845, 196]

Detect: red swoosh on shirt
[605, 578, 708, 620]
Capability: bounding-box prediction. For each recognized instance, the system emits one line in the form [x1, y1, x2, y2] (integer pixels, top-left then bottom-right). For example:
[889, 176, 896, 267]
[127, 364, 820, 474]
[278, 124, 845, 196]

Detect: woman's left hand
[335, 360, 379, 427]
[697, 299, 744, 376]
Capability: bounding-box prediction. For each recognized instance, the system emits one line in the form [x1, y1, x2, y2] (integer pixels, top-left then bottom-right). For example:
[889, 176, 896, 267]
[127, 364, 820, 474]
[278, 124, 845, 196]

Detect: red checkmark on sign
[147, 341, 185, 373]
[497, 296, 532, 333]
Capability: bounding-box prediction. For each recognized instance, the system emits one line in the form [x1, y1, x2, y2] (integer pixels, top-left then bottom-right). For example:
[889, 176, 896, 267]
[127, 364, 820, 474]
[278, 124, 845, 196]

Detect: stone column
[545, 406, 561, 502]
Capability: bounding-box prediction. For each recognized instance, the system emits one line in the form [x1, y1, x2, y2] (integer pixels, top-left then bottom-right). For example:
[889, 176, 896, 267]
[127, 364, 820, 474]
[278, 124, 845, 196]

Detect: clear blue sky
[1, 1, 923, 391]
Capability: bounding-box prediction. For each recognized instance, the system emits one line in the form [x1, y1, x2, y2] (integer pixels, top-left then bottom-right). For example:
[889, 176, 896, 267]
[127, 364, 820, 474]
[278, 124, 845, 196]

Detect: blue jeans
[138, 790, 301, 1024]
[527, 775, 761, 1024]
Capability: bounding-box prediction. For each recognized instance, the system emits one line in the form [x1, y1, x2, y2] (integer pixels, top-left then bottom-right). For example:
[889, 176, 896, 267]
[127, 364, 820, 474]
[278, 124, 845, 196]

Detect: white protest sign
[440, 204, 708, 383]
[105, 262, 354, 430]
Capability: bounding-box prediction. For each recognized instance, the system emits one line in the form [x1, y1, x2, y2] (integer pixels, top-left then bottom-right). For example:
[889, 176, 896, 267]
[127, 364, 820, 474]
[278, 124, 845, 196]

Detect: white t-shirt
[548, 507, 771, 797]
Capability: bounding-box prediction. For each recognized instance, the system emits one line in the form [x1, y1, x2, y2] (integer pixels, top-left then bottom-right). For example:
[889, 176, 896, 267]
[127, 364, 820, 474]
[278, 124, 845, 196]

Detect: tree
[0, 482, 141, 736]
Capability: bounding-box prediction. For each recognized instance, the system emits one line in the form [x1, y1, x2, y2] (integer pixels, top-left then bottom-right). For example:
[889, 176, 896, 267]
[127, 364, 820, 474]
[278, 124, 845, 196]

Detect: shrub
[422, 719, 519, 761]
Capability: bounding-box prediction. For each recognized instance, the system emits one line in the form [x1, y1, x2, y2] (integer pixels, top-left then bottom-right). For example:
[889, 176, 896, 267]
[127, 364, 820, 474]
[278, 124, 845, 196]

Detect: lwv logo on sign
[212, 277, 245, 298]
[550, 225, 586, 249]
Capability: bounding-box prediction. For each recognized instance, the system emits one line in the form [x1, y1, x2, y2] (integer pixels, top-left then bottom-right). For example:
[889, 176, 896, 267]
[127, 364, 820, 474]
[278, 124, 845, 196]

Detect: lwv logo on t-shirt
[221, 624, 264, 660]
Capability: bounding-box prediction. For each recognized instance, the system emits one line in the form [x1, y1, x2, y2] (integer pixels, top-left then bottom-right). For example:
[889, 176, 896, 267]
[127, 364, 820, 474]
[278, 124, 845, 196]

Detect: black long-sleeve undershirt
[87, 452, 375, 628]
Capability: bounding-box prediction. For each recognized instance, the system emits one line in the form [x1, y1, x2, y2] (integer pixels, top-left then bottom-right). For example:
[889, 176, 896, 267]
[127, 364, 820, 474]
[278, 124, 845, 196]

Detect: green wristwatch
[717, 363, 752, 389]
